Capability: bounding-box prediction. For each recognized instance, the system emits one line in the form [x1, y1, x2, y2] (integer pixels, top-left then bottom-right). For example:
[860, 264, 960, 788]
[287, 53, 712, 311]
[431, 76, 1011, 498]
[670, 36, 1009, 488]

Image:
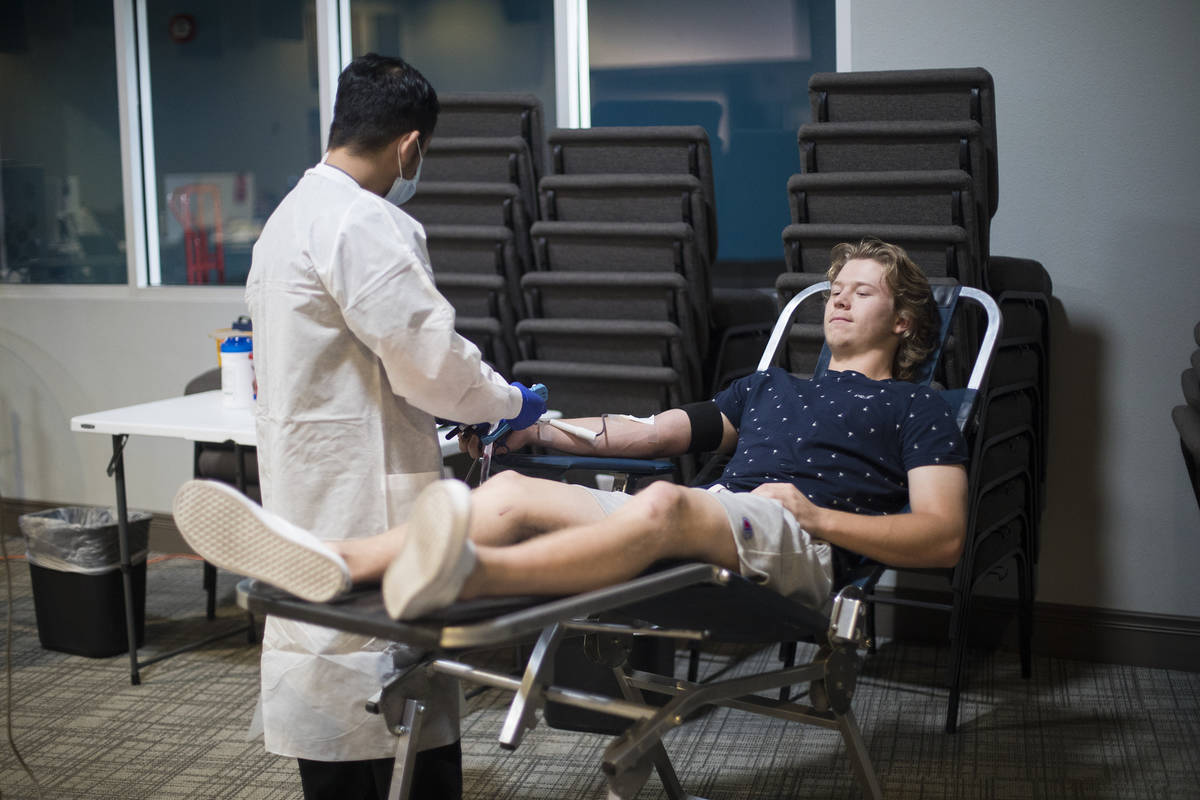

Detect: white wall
[849, 0, 1200, 616]
[3, 0, 1199, 620]
[0, 287, 247, 515]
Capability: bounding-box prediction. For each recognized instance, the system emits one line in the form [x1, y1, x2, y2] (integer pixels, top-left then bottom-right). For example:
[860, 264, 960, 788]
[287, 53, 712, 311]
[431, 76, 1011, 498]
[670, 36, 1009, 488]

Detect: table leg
[204, 562, 218, 620]
[109, 434, 141, 686]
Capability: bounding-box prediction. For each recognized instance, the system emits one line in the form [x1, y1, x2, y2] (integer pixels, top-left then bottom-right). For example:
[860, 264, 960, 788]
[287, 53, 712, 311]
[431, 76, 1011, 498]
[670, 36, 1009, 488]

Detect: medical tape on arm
[536, 413, 659, 452]
[548, 419, 600, 441]
[535, 418, 610, 443]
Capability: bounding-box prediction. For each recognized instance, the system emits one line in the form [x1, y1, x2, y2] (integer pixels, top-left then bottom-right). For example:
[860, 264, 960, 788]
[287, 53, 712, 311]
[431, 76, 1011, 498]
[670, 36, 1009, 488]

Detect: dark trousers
[297, 739, 462, 800]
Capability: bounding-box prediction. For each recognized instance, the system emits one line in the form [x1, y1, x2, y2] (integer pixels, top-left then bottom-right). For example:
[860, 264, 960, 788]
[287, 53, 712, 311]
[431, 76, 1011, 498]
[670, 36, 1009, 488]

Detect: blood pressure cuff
[681, 401, 724, 455]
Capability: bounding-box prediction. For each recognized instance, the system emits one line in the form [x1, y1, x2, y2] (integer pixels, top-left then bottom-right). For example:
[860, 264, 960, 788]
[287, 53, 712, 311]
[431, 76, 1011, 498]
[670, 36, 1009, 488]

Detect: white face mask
[385, 140, 423, 206]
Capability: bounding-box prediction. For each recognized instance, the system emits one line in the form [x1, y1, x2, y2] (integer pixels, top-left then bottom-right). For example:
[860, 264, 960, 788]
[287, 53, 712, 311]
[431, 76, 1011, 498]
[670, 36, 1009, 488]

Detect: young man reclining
[173, 238, 968, 620]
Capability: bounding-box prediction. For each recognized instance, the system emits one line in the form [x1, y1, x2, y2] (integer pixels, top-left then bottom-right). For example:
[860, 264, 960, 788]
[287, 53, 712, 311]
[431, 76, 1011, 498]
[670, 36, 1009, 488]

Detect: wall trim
[4, 497, 1198, 673]
[874, 587, 1200, 674]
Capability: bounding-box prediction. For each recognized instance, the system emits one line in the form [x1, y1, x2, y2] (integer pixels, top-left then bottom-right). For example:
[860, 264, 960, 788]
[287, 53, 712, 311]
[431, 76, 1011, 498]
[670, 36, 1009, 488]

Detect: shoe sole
[382, 480, 472, 619]
[172, 480, 347, 603]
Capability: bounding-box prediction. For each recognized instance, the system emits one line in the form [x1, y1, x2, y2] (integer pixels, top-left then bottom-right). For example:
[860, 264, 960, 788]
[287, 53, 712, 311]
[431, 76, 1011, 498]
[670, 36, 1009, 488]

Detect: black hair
[327, 54, 439, 154]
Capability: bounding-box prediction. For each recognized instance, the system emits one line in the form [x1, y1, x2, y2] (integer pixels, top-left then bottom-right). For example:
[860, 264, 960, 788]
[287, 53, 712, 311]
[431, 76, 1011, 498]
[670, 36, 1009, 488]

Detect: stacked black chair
[435, 93, 549, 183]
[785, 170, 983, 283]
[1172, 322, 1200, 510]
[785, 68, 999, 291]
[794, 120, 991, 279]
[403, 93, 550, 377]
[809, 68, 998, 215]
[984, 257, 1053, 528]
[933, 258, 1052, 730]
[775, 68, 1053, 733]
[512, 126, 723, 419]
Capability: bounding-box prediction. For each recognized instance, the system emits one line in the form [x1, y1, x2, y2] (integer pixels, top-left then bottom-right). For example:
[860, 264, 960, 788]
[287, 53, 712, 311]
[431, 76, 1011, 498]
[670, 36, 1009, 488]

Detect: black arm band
[680, 401, 724, 455]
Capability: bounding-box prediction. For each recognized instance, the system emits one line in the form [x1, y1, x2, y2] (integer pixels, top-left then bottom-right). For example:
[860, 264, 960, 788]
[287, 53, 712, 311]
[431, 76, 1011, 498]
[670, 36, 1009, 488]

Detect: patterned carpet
[1, 542, 1197, 799]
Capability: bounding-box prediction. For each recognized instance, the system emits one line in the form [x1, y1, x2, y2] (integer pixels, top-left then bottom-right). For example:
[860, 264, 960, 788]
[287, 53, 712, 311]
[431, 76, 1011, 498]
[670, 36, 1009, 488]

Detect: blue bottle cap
[220, 335, 253, 353]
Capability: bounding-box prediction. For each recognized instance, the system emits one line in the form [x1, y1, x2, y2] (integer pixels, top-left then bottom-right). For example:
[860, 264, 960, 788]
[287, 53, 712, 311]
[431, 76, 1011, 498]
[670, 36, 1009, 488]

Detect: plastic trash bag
[19, 507, 150, 575]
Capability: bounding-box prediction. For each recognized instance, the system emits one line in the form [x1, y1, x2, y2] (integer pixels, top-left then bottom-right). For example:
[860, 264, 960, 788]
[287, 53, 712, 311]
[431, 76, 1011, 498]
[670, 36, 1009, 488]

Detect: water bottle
[220, 336, 255, 408]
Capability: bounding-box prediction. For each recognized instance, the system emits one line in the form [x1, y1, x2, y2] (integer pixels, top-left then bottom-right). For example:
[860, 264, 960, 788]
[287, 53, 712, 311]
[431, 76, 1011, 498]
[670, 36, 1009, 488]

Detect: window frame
[0, 0, 846, 296]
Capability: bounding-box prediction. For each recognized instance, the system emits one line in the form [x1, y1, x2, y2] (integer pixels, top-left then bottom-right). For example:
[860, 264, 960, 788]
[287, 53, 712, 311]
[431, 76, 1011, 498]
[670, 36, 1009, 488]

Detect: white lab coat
[244, 162, 520, 761]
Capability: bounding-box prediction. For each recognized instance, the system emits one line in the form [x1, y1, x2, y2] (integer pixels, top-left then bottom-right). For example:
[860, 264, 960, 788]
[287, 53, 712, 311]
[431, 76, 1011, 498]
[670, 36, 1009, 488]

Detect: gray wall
[849, 0, 1200, 616]
[1, 0, 1199, 621]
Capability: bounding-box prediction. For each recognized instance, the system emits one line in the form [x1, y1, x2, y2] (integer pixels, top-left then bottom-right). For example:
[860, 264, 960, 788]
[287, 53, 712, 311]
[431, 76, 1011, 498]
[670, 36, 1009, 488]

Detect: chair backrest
[1183, 366, 1200, 410]
[538, 173, 714, 266]
[797, 120, 993, 249]
[528, 220, 711, 356]
[522, 270, 691, 328]
[1176, 322, 1200, 509]
[758, 280, 1001, 432]
[184, 367, 221, 395]
[807, 67, 998, 217]
[407, 181, 532, 230]
[423, 223, 526, 320]
[547, 125, 717, 255]
[1175, 402, 1200, 511]
[406, 182, 535, 272]
[781, 222, 979, 287]
[423, 136, 540, 221]
[436, 92, 548, 180]
[184, 369, 261, 500]
[786, 169, 983, 261]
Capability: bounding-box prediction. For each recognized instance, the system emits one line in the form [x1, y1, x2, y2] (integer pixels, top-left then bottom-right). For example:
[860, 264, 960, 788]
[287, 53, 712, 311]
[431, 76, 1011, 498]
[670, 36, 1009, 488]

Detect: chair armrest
[492, 453, 674, 482]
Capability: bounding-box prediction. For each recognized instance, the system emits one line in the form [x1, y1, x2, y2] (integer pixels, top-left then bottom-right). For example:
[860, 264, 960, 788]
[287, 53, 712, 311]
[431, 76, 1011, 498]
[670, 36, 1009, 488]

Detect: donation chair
[235, 280, 999, 799]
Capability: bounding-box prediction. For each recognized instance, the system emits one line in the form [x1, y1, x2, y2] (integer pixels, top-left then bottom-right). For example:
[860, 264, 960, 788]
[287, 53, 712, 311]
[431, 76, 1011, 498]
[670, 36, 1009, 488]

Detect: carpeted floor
[1, 544, 1198, 799]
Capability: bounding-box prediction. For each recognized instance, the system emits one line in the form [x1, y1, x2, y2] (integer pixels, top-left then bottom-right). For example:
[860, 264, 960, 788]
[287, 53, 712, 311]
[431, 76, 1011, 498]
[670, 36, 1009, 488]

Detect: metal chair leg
[686, 644, 700, 683]
[778, 641, 797, 700]
[944, 588, 974, 733]
[1017, 553, 1034, 679]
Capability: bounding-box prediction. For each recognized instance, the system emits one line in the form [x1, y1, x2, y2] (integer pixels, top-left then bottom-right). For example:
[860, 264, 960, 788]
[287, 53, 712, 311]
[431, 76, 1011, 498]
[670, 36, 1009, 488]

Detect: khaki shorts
[580, 484, 833, 611]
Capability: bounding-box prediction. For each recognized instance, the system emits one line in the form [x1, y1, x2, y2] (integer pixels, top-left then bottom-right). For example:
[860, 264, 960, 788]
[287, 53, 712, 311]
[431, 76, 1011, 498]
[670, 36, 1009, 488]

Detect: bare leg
[332, 472, 607, 583]
[460, 482, 740, 599]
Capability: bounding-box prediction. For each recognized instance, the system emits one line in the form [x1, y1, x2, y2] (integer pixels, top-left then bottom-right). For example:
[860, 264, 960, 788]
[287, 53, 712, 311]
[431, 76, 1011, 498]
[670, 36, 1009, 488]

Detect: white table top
[71, 391, 257, 446]
[71, 391, 463, 457]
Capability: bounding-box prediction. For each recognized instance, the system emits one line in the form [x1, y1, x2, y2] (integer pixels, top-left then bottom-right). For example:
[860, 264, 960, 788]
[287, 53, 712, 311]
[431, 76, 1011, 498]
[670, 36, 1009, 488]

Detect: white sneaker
[382, 480, 477, 620]
[172, 479, 351, 603]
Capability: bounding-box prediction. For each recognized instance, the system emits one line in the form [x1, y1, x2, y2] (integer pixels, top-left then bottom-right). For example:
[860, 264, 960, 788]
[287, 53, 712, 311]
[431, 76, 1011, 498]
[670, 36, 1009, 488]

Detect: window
[350, 0, 556, 128]
[0, 0, 838, 287]
[143, 0, 320, 286]
[588, 0, 836, 273]
[0, 1, 126, 284]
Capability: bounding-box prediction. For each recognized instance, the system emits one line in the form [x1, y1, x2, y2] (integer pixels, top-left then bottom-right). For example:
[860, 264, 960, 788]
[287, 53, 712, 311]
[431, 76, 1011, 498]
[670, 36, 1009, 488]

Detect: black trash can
[18, 507, 151, 658]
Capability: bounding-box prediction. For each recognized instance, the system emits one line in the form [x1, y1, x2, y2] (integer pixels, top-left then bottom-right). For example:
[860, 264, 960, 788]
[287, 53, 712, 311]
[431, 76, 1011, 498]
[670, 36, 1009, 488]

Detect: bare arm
[465, 408, 739, 460]
[751, 463, 967, 568]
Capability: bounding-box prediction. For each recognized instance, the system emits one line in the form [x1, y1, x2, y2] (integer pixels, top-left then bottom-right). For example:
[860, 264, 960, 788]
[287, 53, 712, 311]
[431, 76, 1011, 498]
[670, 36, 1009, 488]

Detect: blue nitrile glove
[479, 383, 548, 445]
[506, 382, 548, 430]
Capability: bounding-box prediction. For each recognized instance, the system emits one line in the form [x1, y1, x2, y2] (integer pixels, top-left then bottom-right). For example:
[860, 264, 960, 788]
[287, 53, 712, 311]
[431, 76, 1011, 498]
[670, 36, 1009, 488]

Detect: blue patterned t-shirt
[710, 367, 967, 515]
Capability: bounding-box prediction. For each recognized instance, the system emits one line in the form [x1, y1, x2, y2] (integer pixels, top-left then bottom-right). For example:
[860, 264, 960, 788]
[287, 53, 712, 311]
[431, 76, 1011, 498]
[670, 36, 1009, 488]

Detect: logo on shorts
[741, 517, 754, 540]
